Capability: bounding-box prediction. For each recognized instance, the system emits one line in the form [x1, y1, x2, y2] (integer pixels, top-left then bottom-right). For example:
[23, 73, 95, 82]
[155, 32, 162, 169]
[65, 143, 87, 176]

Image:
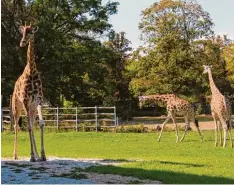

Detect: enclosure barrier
[1, 106, 118, 132]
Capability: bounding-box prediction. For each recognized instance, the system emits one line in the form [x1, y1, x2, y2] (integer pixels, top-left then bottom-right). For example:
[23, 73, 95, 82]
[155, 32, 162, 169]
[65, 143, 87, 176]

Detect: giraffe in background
[139, 94, 203, 142]
[12, 23, 46, 161]
[203, 65, 233, 147]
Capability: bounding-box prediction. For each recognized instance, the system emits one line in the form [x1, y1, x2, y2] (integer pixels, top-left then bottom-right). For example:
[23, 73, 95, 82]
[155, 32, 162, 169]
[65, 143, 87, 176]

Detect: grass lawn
[1, 130, 234, 183]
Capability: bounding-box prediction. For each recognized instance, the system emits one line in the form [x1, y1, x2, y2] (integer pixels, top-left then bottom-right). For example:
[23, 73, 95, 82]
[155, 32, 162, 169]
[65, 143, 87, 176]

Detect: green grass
[2, 130, 234, 183]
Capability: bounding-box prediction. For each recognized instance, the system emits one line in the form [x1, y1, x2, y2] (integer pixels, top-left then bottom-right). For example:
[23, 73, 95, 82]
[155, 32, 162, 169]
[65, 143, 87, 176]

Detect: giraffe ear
[32, 27, 39, 33]
[19, 26, 24, 34]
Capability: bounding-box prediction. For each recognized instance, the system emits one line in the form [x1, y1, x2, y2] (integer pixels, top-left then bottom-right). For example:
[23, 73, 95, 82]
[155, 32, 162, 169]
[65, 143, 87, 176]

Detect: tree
[223, 42, 234, 88]
[103, 31, 132, 104]
[127, 0, 214, 102]
[1, 0, 120, 106]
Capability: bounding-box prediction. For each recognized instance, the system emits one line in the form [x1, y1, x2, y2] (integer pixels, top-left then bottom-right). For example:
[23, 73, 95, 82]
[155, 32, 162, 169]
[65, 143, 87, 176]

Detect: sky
[103, 0, 234, 49]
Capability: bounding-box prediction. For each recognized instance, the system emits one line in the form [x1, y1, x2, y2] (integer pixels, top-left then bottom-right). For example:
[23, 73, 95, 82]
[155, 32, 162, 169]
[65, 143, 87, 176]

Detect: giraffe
[203, 65, 233, 148]
[139, 94, 203, 142]
[12, 23, 46, 161]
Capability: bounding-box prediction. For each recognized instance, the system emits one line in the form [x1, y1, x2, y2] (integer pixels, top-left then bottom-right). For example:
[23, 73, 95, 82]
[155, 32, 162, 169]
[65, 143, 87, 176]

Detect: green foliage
[127, 0, 215, 102]
[1, 0, 125, 107]
[79, 122, 95, 132]
[115, 124, 146, 133]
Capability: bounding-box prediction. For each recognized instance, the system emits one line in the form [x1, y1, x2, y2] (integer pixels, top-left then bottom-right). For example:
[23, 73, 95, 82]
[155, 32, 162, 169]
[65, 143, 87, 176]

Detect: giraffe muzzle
[20, 40, 26, 47]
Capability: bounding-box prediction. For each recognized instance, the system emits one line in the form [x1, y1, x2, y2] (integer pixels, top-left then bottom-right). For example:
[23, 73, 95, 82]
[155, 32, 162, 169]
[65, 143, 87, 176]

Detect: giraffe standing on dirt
[12, 23, 46, 161]
[139, 94, 203, 142]
[203, 65, 233, 148]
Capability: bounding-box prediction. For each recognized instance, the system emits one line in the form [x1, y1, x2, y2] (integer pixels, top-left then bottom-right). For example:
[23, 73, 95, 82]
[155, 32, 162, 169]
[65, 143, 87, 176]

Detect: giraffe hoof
[41, 156, 47, 161]
[13, 156, 18, 160]
[30, 157, 36, 162]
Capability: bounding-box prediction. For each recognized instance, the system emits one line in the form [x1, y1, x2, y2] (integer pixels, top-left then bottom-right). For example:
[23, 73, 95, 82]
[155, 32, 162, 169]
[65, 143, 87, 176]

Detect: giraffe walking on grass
[139, 94, 203, 142]
[12, 23, 46, 161]
[203, 65, 233, 148]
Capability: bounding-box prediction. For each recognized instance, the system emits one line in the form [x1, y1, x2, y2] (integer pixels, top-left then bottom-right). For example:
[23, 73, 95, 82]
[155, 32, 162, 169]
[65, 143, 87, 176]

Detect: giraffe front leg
[157, 115, 170, 142]
[27, 118, 36, 162]
[37, 103, 46, 161]
[213, 117, 218, 147]
[13, 124, 19, 160]
[217, 121, 222, 146]
[29, 106, 40, 160]
[171, 115, 179, 142]
[180, 117, 189, 142]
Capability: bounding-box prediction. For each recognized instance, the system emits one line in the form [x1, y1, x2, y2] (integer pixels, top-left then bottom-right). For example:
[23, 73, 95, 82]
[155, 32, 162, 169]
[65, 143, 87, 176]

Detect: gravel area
[1, 157, 161, 184]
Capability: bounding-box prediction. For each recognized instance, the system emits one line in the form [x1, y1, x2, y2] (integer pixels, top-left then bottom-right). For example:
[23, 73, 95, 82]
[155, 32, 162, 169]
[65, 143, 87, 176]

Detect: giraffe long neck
[208, 70, 221, 95]
[26, 36, 37, 74]
[143, 95, 175, 104]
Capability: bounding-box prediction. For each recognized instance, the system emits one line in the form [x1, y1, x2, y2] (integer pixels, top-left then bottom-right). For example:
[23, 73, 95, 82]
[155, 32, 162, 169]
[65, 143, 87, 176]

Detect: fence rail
[1, 106, 118, 132]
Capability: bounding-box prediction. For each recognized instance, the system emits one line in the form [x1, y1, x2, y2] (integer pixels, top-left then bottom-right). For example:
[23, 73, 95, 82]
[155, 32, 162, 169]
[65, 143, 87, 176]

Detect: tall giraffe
[139, 94, 203, 142]
[12, 23, 46, 161]
[203, 65, 233, 147]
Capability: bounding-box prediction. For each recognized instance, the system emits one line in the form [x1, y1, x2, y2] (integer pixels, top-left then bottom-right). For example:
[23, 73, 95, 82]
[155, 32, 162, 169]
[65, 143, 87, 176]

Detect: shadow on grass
[2, 158, 234, 184]
[84, 163, 234, 184]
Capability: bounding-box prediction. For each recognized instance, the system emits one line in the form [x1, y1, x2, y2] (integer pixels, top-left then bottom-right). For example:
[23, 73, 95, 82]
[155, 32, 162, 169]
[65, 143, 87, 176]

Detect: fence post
[56, 107, 59, 130]
[75, 107, 78, 132]
[95, 106, 98, 132]
[1, 95, 3, 132]
[10, 95, 13, 131]
[114, 106, 117, 127]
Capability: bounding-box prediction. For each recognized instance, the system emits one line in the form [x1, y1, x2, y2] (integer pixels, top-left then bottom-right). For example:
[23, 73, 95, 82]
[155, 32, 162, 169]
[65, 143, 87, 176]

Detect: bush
[115, 124, 147, 133]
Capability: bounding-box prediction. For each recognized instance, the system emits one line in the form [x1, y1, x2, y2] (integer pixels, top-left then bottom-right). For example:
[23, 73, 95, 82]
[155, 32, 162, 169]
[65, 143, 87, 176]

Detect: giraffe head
[19, 23, 38, 47]
[138, 96, 146, 109]
[203, 65, 212, 74]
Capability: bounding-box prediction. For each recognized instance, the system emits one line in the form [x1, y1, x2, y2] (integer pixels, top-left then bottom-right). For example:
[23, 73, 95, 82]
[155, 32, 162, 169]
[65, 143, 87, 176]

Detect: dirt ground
[1, 157, 161, 184]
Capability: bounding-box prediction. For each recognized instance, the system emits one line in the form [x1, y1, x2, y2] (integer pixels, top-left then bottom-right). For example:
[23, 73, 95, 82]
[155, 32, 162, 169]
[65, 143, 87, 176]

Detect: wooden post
[75, 107, 78, 132]
[56, 107, 59, 130]
[95, 106, 98, 132]
[10, 95, 13, 131]
[114, 106, 117, 127]
[1, 95, 3, 132]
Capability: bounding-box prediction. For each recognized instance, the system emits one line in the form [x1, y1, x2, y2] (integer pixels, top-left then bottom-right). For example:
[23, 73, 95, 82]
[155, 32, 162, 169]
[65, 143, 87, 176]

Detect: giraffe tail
[195, 119, 199, 127]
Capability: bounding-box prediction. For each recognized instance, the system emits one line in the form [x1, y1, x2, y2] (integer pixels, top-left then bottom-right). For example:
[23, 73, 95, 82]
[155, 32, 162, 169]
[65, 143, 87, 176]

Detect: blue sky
[103, 0, 234, 49]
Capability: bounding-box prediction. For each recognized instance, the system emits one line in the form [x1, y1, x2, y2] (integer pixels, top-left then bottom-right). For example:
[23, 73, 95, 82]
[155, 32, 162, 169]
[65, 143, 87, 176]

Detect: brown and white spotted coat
[139, 94, 203, 142]
[12, 23, 46, 161]
[203, 65, 233, 147]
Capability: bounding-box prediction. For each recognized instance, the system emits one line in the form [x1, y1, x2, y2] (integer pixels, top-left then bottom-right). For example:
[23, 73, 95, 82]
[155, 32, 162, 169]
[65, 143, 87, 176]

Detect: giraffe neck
[26, 36, 37, 74]
[208, 70, 221, 95]
[143, 94, 175, 104]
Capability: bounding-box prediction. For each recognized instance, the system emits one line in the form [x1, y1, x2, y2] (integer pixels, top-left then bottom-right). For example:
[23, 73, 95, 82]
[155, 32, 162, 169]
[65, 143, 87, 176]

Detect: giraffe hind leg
[194, 119, 203, 141]
[227, 120, 233, 148]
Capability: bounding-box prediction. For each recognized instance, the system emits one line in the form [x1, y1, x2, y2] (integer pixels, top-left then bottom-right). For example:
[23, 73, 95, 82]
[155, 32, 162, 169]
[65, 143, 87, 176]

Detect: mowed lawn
[1, 130, 234, 184]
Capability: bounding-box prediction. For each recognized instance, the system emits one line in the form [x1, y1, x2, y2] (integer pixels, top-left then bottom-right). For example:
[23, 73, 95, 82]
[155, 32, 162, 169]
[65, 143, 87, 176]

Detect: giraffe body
[203, 65, 233, 147]
[139, 94, 203, 142]
[12, 24, 46, 161]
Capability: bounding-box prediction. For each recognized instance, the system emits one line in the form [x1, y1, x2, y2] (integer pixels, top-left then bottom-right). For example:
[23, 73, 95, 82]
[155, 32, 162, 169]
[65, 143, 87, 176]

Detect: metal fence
[1, 106, 118, 132]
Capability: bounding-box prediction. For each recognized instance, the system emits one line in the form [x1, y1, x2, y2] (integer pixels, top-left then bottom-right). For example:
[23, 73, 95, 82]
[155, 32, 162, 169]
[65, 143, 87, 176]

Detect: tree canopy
[1, 0, 233, 114]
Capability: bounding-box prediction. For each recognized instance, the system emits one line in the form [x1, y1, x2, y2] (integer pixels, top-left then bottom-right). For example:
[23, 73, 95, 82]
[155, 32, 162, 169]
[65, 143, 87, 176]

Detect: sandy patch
[1, 157, 161, 184]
